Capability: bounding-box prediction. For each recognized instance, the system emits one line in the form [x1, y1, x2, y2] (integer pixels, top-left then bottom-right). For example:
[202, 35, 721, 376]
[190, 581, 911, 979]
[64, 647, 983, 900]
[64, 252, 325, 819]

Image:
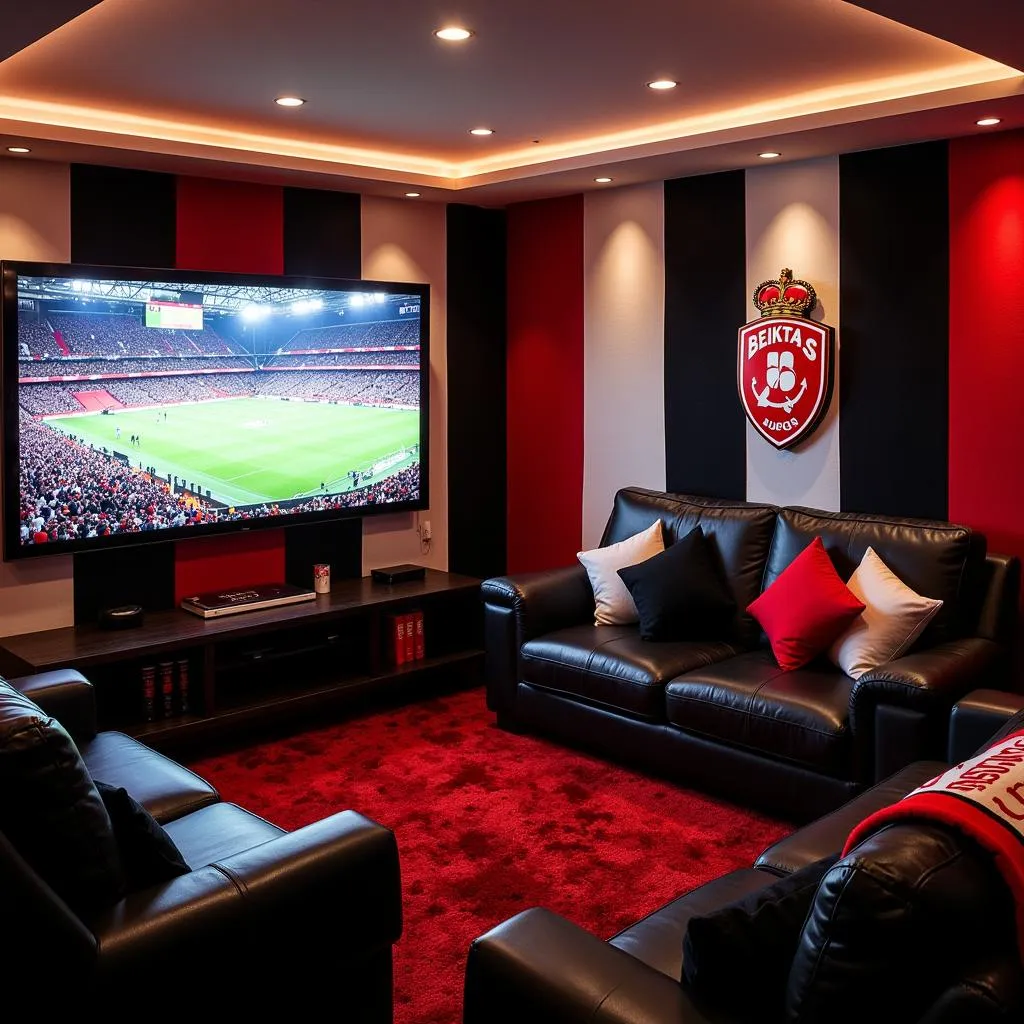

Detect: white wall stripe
[582, 184, 666, 549]
[360, 196, 448, 573]
[745, 157, 841, 511]
[0, 158, 74, 636]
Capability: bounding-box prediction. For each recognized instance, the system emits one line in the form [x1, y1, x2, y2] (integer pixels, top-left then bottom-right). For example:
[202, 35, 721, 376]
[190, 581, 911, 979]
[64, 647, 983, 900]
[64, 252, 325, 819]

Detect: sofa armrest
[849, 638, 1004, 782]
[481, 566, 594, 719]
[465, 908, 714, 1024]
[949, 689, 1024, 763]
[92, 810, 401, 989]
[8, 669, 97, 743]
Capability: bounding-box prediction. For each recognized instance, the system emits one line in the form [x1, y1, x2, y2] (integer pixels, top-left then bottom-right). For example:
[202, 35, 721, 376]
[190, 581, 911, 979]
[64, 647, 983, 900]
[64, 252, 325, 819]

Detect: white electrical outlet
[421, 520, 432, 541]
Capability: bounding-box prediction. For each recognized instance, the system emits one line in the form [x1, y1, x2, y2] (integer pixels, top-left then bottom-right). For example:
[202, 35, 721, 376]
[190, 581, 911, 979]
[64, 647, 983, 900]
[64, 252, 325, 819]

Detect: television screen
[2, 261, 428, 559]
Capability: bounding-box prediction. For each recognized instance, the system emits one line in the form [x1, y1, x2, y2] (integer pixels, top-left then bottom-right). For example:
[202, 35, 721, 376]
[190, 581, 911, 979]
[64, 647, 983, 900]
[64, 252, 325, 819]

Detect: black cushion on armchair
[95, 781, 189, 890]
[682, 854, 838, 1018]
[0, 681, 124, 914]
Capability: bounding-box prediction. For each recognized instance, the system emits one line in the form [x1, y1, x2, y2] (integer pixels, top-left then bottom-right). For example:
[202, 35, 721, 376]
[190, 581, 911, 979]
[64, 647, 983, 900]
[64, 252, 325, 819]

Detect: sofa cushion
[80, 731, 219, 824]
[748, 537, 865, 671]
[665, 649, 853, 774]
[763, 506, 977, 645]
[0, 680, 124, 914]
[828, 547, 944, 680]
[577, 519, 665, 625]
[617, 526, 736, 642]
[601, 488, 777, 647]
[683, 855, 839, 1017]
[163, 802, 284, 868]
[522, 625, 741, 721]
[609, 867, 775, 979]
[754, 760, 947, 875]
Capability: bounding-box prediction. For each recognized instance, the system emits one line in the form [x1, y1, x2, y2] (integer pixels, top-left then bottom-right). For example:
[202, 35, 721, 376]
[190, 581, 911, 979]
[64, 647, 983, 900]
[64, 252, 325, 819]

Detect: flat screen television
[1, 261, 428, 559]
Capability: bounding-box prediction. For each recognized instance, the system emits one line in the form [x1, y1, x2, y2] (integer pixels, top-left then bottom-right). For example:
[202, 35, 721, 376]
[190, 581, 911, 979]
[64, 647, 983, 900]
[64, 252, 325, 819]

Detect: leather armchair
[465, 692, 1024, 1024]
[1, 670, 402, 1017]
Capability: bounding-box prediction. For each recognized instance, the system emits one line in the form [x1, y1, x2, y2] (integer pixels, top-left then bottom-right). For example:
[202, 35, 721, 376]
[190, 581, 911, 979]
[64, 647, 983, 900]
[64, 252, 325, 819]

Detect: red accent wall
[173, 175, 286, 601]
[506, 195, 584, 572]
[949, 130, 1024, 561]
[175, 177, 284, 274]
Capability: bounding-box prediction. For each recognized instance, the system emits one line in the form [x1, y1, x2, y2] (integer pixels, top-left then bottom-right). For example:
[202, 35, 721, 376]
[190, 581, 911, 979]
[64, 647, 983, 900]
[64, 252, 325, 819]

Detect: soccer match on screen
[15, 274, 423, 547]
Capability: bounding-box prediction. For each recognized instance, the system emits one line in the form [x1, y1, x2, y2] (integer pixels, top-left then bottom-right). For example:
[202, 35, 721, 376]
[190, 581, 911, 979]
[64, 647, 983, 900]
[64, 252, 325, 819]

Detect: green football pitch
[46, 398, 420, 507]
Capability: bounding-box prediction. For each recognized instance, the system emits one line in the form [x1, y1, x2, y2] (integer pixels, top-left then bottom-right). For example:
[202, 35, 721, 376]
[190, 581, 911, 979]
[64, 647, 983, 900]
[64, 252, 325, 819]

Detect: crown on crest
[752, 268, 817, 318]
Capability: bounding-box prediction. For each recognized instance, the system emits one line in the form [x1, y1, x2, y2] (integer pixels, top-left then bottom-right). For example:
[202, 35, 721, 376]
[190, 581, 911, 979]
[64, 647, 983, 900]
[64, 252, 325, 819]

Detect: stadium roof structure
[18, 277, 401, 314]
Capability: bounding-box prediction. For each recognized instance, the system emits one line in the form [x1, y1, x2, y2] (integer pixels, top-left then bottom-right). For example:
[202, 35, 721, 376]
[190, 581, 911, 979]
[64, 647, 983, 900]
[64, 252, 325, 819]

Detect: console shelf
[0, 570, 483, 750]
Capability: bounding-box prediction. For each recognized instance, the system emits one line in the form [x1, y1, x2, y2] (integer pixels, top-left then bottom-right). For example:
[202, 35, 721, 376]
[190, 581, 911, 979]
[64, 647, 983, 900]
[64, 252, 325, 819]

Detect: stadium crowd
[284, 318, 419, 351]
[19, 368, 419, 417]
[18, 415, 420, 547]
[18, 420, 219, 544]
[25, 314, 246, 358]
[263, 350, 418, 369]
[19, 355, 253, 376]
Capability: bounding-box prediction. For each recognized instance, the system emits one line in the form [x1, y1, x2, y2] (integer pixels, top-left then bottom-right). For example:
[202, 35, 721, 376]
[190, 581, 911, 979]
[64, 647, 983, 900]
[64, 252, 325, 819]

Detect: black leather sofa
[483, 488, 1020, 819]
[465, 689, 1024, 1023]
[1, 668, 401, 1016]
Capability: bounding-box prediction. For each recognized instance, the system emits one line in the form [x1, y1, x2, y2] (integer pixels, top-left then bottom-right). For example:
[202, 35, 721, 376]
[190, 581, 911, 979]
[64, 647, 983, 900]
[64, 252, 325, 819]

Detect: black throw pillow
[617, 526, 736, 641]
[0, 680, 124, 916]
[95, 781, 190, 891]
[682, 854, 838, 1019]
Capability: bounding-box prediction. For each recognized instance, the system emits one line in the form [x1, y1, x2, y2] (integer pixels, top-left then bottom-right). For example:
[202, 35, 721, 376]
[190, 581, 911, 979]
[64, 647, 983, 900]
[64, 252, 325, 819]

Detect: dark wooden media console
[0, 570, 483, 750]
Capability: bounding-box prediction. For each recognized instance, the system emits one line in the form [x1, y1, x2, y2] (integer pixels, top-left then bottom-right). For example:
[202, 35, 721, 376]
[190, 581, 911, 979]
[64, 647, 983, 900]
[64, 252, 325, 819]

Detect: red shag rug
[190, 688, 788, 1023]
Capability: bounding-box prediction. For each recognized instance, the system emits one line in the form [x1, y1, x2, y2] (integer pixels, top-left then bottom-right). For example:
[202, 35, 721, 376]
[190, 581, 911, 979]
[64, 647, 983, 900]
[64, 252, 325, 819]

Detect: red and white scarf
[845, 729, 1024, 955]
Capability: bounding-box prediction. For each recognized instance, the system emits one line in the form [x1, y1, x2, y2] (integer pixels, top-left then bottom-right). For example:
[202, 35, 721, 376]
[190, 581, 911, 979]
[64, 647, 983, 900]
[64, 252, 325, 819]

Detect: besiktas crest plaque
[738, 268, 834, 450]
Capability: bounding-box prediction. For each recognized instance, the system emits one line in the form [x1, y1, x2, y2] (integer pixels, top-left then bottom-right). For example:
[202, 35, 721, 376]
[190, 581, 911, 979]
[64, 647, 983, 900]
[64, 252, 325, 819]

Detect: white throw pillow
[828, 546, 943, 680]
[577, 520, 665, 626]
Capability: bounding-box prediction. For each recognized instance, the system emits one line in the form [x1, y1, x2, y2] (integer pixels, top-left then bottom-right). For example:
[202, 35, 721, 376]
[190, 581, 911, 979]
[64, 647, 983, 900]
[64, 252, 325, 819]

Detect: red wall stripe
[949, 130, 1024, 561]
[175, 176, 284, 274]
[506, 195, 584, 572]
[173, 175, 286, 601]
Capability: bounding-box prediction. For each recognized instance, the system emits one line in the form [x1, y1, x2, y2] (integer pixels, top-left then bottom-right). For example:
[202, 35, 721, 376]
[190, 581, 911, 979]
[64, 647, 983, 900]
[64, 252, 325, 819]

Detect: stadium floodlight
[373, 292, 386, 304]
[350, 294, 365, 308]
[241, 304, 272, 322]
[291, 297, 324, 314]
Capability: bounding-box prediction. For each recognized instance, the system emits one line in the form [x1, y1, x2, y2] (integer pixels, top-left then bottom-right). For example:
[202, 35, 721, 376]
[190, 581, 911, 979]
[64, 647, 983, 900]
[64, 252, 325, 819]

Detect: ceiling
[0, 0, 1021, 205]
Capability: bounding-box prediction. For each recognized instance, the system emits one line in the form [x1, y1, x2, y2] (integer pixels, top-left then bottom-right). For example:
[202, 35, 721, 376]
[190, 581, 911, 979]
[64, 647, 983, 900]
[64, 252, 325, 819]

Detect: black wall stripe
[283, 187, 361, 280]
[70, 165, 178, 619]
[281, 186, 363, 573]
[664, 171, 748, 499]
[446, 204, 507, 578]
[70, 164, 176, 268]
[839, 142, 949, 519]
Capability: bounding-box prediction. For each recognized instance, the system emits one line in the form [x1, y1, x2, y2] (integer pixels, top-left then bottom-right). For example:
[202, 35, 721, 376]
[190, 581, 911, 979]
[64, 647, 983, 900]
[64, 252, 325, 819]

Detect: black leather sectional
[465, 689, 1024, 1023]
[483, 488, 1020, 819]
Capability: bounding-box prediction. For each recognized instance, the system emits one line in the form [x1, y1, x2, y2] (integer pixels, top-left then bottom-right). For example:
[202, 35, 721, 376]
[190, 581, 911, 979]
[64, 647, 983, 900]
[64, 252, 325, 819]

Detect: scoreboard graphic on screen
[146, 300, 203, 330]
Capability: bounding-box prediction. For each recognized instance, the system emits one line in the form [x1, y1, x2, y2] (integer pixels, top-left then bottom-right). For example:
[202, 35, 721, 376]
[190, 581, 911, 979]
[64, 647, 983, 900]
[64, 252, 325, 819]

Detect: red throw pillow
[748, 537, 865, 671]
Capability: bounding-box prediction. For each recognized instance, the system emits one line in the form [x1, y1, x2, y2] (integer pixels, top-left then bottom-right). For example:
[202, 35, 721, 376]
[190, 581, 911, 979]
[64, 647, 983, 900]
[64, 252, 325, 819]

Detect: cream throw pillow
[828, 546, 943, 680]
[577, 520, 665, 626]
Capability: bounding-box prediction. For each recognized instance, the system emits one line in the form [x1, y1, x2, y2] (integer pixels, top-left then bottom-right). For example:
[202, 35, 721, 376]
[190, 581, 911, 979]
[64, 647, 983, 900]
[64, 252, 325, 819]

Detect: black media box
[371, 563, 426, 585]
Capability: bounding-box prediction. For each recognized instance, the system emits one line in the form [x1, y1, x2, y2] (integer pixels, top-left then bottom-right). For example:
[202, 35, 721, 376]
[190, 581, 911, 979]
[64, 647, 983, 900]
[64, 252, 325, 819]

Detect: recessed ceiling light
[976, 117, 1001, 127]
[6, 146, 30, 154]
[758, 151, 782, 159]
[594, 177, 613, 183]
[469, 127, 494, 136]
[275, 96, 305, 108]
[435, 26, 472, 41]
[647, 80, 677, 91]
[405, 192, 421, 198]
